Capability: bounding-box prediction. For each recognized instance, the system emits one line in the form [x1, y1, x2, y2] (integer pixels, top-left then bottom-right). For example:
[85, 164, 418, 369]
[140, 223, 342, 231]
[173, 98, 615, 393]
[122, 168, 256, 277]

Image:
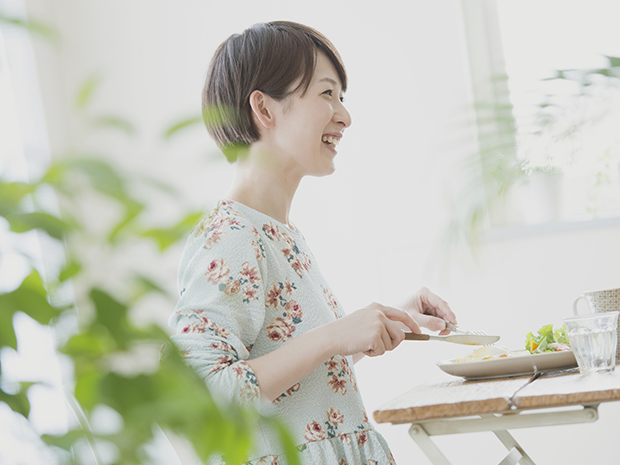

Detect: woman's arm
[351, 288, 457, 366]
[246, 303, 419, 402]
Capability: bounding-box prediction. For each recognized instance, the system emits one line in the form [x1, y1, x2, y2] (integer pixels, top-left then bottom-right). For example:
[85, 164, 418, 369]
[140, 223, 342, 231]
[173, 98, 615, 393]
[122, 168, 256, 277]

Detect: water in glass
[568, 328, 617, 375]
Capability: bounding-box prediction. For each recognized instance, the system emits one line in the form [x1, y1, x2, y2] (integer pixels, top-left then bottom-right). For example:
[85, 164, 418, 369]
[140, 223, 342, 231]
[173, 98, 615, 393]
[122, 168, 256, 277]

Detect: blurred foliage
[163, 115, 203, 140]
[444, 74, 525, 247]
[447, 55, 620, 248]
[0, 14, 299, 465]
[0, 10, 59, 41]
[162, 106, 251, 163]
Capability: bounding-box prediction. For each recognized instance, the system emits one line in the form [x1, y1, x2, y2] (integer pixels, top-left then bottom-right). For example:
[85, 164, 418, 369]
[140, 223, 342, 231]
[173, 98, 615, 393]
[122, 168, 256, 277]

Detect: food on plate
[525, 324, 571, 354]
[454, 324, 572, 363]
[456, 345, 513, 363]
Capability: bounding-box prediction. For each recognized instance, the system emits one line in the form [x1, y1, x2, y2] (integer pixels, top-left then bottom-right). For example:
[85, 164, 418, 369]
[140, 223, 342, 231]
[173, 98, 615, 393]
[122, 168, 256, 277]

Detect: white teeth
[322, 136, 340, 147]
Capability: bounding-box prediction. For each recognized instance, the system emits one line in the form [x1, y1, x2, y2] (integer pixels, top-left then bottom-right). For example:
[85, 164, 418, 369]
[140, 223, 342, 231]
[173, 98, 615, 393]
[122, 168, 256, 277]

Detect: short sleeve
[169, 207, 268, 405]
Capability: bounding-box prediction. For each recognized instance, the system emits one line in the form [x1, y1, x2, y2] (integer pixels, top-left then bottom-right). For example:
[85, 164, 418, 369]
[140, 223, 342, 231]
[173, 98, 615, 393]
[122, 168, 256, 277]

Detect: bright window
[463, 0, 620, 226]
[497, 0, 620, 219]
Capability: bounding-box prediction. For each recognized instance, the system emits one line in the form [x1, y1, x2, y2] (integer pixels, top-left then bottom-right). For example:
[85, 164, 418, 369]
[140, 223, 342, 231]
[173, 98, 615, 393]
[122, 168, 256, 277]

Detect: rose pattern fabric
[262, 221, 312, 277]
[303, 421, 326, 442]
[325, 407, 344, 438]
[323, 286, 340, 319]
[326, 355, 358, 395]
[179, 309, 231, 338]
[232, 361, 260, 402]
[265, 282, 305, 343]
[170, 200, 396, 465]
[205, 258, 230, 285]
[251, 226, 266, 262]
[273, 382, 300, 405]
[195, 200, 243, 250]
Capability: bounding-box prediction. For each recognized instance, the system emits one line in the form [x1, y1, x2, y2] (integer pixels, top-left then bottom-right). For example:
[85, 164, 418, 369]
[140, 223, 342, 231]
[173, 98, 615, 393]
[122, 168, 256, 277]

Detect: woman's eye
[322, 89, 345, 103]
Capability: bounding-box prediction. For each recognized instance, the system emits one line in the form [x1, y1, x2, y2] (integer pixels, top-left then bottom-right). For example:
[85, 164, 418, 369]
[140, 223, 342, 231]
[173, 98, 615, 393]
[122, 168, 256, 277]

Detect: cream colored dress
[169, 200, 396, 465]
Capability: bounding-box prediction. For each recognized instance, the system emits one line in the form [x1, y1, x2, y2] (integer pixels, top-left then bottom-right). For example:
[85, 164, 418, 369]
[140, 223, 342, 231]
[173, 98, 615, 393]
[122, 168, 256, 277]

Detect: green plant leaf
[89, 289, 132, 349]
[41, 429, 88, 451]
[140, 228, 179, 252]
[6, 211, 68, 239]
[163, 115, 202, 139]
[266, 417, 301, 465]
[141, 211, 202, 251]
[61, 331, 112, 359]
[0, 385, 31, 417]
[0, 181, 35, 215]
[74, 364, 104, 411]
[91, 115, 136, 135]
[0, 270, 60, 337]
[57, 157, 134, 204]
[107, 201, 145, 244]
[59, 260, 82, 282]
[131, 274, 169, 302]
[136, 175, 180, 197]
[605, 55, 620, 67]
[76, 74, 101, 109]
[0, 308, 18, 350]
[0, 13, 60, 41]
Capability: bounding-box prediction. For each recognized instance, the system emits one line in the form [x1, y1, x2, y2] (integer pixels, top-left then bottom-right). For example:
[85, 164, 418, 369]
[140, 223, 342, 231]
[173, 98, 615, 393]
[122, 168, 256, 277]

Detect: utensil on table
[404, 333, 500, 345]
[445, 321, 488, 336]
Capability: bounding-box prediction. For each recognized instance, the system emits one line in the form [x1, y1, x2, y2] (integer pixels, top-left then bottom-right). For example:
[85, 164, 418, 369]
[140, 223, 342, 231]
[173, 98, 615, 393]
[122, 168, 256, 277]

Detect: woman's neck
[225, 146, 302, 228]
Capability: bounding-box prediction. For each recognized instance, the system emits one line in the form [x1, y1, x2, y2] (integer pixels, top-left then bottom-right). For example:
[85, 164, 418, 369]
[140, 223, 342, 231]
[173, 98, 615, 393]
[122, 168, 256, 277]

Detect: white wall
[24, 1, 620, 464]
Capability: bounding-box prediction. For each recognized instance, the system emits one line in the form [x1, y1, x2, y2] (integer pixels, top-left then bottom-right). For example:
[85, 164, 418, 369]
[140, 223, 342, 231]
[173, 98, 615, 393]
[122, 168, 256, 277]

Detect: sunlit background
[1, 0, 620, 463]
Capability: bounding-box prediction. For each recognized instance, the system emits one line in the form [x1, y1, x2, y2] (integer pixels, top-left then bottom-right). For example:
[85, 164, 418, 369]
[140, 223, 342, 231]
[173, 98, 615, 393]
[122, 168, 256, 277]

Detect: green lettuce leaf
[525, 324, 569, 353]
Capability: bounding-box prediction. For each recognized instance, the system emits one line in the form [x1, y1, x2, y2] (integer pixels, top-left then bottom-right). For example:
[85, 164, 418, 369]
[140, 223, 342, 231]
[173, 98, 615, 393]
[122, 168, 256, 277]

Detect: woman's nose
[335, 102, 352, 128]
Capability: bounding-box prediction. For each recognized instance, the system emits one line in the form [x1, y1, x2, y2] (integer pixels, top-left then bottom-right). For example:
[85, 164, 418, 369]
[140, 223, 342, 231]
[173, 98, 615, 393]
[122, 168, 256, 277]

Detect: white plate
[437, 350, 578, 380]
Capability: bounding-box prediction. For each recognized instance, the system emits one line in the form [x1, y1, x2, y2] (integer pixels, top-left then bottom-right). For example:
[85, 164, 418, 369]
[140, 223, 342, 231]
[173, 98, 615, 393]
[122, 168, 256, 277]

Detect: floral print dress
[169, 200, 396, 465]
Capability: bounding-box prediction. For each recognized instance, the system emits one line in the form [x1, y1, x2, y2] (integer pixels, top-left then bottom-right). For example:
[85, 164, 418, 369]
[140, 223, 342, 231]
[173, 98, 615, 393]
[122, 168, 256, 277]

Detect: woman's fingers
[421, 287, 457, 324]
[376, 307, 416, 352]
[412, 312, 446, 333]
[379, 323, 392, 353]
[363, 322, 387, 357]
[384, 318, 407, 347]
[381, 306, 421, 334]
[336, 303, 428, 357]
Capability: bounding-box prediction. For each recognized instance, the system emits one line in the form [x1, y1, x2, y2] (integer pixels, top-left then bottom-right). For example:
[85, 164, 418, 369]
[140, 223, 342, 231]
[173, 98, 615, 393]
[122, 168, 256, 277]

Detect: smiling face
[269, 51, 352, 177]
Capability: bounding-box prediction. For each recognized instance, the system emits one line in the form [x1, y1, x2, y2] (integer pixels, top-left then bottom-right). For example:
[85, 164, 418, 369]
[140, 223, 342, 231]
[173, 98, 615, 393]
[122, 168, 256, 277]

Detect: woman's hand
[325, 303, 420, 357]
[399, 287, 456, 335]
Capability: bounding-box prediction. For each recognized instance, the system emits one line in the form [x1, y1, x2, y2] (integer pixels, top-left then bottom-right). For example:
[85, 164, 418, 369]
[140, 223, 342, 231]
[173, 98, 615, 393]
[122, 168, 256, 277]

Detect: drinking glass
[563, 312, 619, 375]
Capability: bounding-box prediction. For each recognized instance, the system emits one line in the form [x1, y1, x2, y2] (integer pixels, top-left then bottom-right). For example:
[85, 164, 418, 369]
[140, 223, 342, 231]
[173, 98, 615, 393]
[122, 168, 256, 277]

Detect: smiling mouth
[322, 135, 340, 148]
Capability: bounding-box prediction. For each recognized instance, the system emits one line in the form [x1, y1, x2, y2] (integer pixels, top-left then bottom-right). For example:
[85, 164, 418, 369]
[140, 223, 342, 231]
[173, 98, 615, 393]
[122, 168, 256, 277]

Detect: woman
[170, 21, 457, 464]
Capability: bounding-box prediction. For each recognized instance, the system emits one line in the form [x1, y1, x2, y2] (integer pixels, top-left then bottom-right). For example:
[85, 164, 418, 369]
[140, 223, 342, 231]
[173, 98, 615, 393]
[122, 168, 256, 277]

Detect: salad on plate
[525, 324, 571, 354]
[454, 324, 572, 363]
[440, 323, 577, 378]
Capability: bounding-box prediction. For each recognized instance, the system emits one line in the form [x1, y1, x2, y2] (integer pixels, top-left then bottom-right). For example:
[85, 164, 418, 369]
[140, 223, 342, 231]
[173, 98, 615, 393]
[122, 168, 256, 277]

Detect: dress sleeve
[169, 216, 267, 405]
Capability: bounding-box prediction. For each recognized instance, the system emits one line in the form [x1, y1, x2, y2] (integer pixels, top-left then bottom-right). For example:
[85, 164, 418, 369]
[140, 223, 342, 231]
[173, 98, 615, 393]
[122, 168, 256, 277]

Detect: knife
[404, 333, 500, 345]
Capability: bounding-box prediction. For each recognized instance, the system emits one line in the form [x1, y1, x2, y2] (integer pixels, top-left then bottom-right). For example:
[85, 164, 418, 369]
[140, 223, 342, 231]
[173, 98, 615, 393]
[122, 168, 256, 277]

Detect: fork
[445, 321, 488, 336]
[445, 322, 497, 346]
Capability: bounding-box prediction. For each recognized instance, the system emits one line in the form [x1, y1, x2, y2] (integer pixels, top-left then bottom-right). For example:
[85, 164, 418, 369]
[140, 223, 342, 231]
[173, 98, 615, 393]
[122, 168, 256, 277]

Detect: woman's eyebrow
[318, 77, 338, 86]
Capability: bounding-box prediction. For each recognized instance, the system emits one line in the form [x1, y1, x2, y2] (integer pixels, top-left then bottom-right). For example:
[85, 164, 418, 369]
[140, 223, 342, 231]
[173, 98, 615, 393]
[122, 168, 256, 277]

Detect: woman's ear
[249, 90, 275, 129]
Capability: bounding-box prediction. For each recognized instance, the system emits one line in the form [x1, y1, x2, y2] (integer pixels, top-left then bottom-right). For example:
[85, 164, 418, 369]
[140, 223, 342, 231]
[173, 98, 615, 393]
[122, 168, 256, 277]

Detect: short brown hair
[202, 21, 347, 162]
